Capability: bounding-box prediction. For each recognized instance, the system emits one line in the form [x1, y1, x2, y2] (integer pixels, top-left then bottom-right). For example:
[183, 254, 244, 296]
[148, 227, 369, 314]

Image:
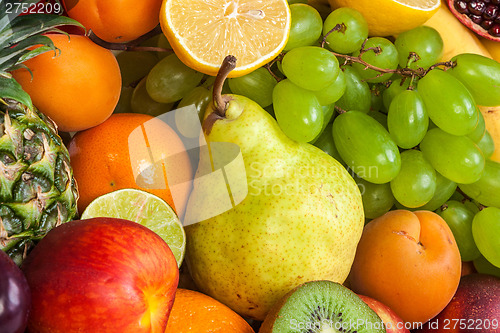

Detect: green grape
[387, 89, 428, 149]
[449, 53, 500, 106]
[473, 254, 500, 278]
[281, 46, 340, 91]
[312, 70, 346, 105]
[156, 34, 172, 60]
[437, 200, 481, 262]
[464, 200, 481, 215]
[115, 51, 159, 87]
[390, 149, 436, 208]
[332, 111, 401, 183]
[418, 69, 478, 136]
[394, 26, 443, 70]
[352, 37, 399, 83]
[273, 79, 323, 142]
[131, 77, 174, 116]
[467, 109, 486, 143]
[313, 123, 343, 163]
[472, 207, 500, 267]
[285, 4, 323, 50]
[113, 86, 133, 114]
[146, 53, 204, 103]
[370, 84, 385, 112]
[477, 130, 495, 159]
[459, 160, 500, 208]
[288, 0, 307, 4]
[414, 171, 456, 211]
[309, 103, 336, 144]
[336, 66, 371, 113]
[322, 7, 369, 54]
[382, 78, 410, 110]
[354, 175, 395, 219]
[420, 128, 485, 184]
[228, 67, 276, 108]
[178, 86, 212, 120]
[368, 110, 388, 129]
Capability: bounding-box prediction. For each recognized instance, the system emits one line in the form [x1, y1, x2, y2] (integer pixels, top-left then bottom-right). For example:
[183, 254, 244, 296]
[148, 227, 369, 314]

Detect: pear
[183, 56, 364, 321]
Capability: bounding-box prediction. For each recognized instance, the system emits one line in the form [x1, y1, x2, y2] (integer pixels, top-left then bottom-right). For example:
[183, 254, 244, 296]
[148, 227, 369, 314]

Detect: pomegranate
[448, 0, 500, 41]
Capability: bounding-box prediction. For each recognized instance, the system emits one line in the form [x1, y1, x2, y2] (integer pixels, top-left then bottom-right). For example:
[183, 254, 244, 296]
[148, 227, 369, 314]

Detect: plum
[0, 250, 31, 333]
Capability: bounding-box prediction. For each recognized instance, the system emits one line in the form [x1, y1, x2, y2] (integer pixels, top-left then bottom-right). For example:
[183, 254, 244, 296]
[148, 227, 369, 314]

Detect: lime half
[81, 188, 186, 267]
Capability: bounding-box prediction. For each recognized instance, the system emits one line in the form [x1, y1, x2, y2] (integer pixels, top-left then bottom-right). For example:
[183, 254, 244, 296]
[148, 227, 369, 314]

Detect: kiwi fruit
[259, 280, 386, 333]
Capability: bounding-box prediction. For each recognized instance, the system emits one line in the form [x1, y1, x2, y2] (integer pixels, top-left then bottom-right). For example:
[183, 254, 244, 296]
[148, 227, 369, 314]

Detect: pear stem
[213, 55, 237, 117]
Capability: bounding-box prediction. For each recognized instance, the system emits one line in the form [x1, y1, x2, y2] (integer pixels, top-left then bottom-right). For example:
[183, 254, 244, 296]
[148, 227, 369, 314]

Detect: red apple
[358, 294, 410, 333]
[414, 273, 500, 333]
[21, 217, 179, 333]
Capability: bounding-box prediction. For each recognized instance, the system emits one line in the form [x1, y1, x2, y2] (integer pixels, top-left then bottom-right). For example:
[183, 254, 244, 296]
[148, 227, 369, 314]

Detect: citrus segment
[81, 189, 186, 267]
[159, 0, 291, 77]
[328, 0, 440, 37]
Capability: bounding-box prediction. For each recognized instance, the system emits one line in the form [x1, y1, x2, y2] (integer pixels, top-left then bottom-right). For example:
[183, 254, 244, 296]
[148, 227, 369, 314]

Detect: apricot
[349, 210, 462, 326]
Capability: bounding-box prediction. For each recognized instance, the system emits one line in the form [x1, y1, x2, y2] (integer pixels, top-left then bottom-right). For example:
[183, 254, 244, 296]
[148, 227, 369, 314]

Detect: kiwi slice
[260, 280, 386, 333]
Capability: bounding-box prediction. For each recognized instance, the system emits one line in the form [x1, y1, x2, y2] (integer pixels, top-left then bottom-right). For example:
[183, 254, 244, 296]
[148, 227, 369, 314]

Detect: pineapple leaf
[0, 0, 56, 33]
[0, 74, 33, 110]
[0, 14, 84, 49]
[0, 34, 57, 71]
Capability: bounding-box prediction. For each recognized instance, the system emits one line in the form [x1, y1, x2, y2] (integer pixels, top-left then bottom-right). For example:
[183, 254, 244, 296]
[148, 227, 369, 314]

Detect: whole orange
[67, 113, 193, 218]
[63, 0, 163, 43]
[11, 34, 121, 132]
[165, 289, 255, 333]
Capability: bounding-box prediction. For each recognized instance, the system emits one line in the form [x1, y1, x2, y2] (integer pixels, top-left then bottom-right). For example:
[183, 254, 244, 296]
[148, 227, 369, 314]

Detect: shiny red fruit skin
[414, 273, 500, 333]
[447, 0, 500, 42]
[21, 217, 179, 333]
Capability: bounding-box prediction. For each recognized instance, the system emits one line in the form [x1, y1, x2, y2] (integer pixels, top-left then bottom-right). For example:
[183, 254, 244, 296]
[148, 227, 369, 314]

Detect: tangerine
[63, 0, 163, 43]
[67, 113, 193, 218]
[165, 289, 255, 333]
[12, 34, 121, 132]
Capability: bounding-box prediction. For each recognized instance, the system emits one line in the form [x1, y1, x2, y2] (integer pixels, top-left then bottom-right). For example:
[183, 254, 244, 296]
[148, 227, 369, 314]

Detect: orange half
[159, 0, 291, 77]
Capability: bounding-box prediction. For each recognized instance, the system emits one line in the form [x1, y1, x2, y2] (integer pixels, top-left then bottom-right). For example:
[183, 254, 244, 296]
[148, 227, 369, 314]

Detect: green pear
[183, 56, 364, 321]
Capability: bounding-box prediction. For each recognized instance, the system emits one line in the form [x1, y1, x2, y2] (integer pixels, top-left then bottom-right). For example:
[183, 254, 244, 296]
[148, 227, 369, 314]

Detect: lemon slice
[159, 0, 291, 78]
[81, 188, 186, 267]
[328, 0, 440, 37]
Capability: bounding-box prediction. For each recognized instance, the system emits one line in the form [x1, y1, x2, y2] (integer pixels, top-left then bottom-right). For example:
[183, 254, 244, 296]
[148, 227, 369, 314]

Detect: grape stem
[87, 25, 175, 53]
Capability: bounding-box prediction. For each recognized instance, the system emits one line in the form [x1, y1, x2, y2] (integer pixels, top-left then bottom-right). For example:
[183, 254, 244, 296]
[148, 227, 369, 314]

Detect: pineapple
[0, 4, 81, 265]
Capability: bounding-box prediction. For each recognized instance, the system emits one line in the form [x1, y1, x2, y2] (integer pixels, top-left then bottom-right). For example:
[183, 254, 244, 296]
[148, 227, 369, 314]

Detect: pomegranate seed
[470, 14, 484, 23]
[489, 23, 500, 35]
[468, 0, 486, 15]
[482, 19, 494, 29]
[492, 0, 500, 4]
[483, 4, 499, 19]
[455, 0, 470, 13]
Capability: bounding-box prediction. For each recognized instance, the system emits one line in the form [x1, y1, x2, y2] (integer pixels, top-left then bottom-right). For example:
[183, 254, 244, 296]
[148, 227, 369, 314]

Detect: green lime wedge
[81, 188, 186, 267]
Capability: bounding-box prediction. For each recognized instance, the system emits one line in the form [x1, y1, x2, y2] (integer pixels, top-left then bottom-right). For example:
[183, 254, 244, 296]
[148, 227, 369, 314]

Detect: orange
[165, 289, 255, 333]
[67, 113, 193, 218]
[11, 34, 121, 132]
[328, 0, 440, 37]
[159, 0, 291, 77]
[62, 0, 163, 43]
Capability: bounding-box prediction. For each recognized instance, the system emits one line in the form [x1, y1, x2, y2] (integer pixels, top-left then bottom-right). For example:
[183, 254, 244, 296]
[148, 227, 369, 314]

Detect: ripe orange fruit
[63, 0, 163, 43]
[11, 34, 121, 132]
[67, 113, 193, 218]
[159, 0, 291, 77]
[165, 289, 255, 333]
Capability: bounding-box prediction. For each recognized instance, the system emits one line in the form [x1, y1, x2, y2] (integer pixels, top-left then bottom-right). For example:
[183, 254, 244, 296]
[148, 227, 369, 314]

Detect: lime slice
[81, 188, 186, 267]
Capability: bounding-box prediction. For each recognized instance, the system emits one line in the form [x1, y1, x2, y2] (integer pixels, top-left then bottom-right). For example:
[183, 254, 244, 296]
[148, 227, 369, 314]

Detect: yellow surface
[424, 3, 491, 61]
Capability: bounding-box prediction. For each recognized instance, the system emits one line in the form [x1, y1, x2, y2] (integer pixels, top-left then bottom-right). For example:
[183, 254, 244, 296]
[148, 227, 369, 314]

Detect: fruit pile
[1, 0, 499, 332]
